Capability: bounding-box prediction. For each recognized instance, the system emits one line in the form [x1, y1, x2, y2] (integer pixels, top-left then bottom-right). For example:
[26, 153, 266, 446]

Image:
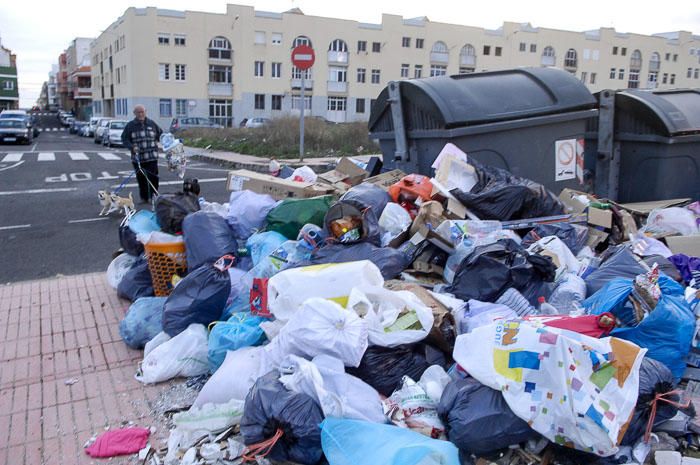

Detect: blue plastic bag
[208, 312, 266, 372]
[119, 297, 166, 349]
[321, 418, 460, 465]
[583, 274, 694, 380]
[245, 231, 287, 266]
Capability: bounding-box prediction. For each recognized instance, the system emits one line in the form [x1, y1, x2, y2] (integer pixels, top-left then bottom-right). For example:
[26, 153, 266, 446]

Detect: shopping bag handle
[214, 254, 236, 272]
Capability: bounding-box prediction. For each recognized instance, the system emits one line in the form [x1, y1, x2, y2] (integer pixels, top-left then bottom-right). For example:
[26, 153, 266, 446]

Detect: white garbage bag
[267, 260, 384, 321]
[226, 190, 277, 240]
[288, 165, 318, 183]
[347, 286, 433, 347]
[143, 331, 171, 357]
[641, 207, 699, 236]
[384, 375, 446, 439]
[135, 324, 209, 384]
[378, 202, 412, 247]
[526, 235, 581, 278]
[279, 354, 385, 423]
[106, 253, 138, 289]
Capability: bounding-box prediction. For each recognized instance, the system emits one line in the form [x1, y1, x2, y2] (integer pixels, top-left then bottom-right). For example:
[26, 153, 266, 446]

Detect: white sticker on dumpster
[228, 175, 248, 191]
[555, 139, 576, 182]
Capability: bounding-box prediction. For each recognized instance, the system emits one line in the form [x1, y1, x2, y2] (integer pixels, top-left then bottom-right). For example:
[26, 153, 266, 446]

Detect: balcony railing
[460, 55, 476, 66]
[207, 82, 233, 96]
[327, 51, 349, 65]
[290, 78, 313, 90]
[541, 56, 556, 67]
[327, 81, 348, 93]
[430, 51, 449, 63]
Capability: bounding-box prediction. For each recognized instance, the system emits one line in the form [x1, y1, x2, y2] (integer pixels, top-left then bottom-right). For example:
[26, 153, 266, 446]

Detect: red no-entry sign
[291, 44, 315, 70]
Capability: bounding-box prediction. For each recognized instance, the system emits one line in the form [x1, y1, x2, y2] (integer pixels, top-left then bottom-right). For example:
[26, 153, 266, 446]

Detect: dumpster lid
[615, 89, 700, 136]
[369, 67, 596, 131]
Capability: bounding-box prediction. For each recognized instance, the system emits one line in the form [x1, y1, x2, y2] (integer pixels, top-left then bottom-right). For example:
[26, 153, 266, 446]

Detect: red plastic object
[84, 427, 150, 458]
[250, 277, 271, 317]
[388, 174, 434, 204]
[525, 312, 616, 338]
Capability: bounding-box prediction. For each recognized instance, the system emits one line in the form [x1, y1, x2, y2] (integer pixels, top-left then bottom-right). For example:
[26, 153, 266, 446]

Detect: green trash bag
[266, 195, 334, 240]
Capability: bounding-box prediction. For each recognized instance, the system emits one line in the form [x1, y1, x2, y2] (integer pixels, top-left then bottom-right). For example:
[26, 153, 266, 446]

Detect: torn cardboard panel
[665, 235, 700, 257]
[226, 169, 336, 200]
[317, 157, 368, 187]
[364, 169, 407, 191]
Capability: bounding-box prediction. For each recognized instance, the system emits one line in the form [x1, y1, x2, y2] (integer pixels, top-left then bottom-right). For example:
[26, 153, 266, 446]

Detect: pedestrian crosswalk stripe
[97, 152, 121, 160]
[37, 152, 55, 161]
[68, 152, 89, 160]
[1, 153, 22, 162]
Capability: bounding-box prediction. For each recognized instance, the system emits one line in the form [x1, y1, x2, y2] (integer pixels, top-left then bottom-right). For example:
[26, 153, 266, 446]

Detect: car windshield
[0, 113, 26, 119]
[0, 120, 25, 128]
[110, 122, 127, 129]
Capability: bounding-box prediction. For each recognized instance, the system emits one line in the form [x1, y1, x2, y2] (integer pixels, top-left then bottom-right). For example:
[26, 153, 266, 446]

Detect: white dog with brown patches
[98, 191, 134, 216]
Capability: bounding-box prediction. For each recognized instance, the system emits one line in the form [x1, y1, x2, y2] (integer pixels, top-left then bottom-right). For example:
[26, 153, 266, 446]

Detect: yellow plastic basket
[144, 241, 187, 296]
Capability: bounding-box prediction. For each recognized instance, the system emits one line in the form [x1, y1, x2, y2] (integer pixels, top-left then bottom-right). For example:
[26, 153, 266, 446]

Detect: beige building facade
[90, 5, 700, 129]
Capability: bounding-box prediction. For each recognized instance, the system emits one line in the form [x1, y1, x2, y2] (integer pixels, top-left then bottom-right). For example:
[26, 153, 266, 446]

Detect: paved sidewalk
[0, 273, 179, 465]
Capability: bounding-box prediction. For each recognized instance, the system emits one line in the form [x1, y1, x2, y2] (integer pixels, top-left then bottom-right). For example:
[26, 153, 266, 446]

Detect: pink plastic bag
[84, 427, 150, 458]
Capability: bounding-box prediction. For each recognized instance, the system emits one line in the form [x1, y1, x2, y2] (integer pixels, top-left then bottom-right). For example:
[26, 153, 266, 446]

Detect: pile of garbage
[103, 145, 700, 465]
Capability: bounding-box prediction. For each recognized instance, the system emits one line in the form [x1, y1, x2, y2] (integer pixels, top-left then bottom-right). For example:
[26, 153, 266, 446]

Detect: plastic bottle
[537, 296, 558, 315]
[548, 273, 587, 314]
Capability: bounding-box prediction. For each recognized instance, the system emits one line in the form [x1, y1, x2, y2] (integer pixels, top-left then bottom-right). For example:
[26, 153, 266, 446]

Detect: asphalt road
[0, 112, 232, 283]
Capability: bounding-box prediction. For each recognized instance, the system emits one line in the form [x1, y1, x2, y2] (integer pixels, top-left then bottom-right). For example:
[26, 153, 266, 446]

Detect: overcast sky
[3, 0, 700, 108]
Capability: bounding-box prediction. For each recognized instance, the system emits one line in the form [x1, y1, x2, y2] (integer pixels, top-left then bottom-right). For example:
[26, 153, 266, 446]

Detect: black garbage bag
[117, 255, 154, 301]
[301, 242, 410, 280]
[446, 239, 557, 303]
[621, 357, 680, 446]
[644, 255, 683, 283]
[324, 199, 382, 246]
[119, 223, 144, 256]
[155, 192, 200, 234]
[450, 159, 564, 221]
[521, 223, 589, 255]
[438, 377, 536, 455]
[347, 343, 446, 397]
[585, 245, 646, 295]
[241, 370, 324, 465]
[340, 183, 391, 217]
[161, 256, 233, 337]
[182, 211, 238, 271]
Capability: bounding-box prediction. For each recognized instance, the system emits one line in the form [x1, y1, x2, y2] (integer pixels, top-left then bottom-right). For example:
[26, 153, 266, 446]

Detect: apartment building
[90, 5, 700, 129]
[65, 38, 94, 119]
[0, 37, 19, 111]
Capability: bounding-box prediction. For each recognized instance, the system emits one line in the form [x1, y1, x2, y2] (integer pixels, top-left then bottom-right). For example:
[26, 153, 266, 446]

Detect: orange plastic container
[144, 241, 187, 297]
[388, 174, 434, 203]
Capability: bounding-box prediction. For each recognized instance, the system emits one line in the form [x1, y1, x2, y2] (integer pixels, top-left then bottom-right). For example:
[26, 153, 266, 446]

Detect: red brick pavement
[0, 273, 175, 464]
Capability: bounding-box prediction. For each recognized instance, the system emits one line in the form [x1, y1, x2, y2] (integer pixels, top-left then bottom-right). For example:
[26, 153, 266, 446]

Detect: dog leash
[112, 170, 136, 196]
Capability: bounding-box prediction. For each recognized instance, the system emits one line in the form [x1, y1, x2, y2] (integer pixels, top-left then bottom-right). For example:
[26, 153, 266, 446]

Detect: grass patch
[180, 116, 380, 158]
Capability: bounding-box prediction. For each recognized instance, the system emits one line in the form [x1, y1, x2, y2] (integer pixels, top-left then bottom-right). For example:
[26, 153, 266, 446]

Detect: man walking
[122, 105, 162, 203]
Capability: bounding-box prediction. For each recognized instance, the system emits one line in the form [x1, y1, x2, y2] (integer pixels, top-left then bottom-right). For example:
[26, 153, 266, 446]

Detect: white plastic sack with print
[453, 320, 646, 457]
[267, 261, 384, 321]
[641, 207, 699, 236]
[347, 285, 434, 347]
[136, 323, 209, 384]
[279, 354, 385, 423]
[384, 375, 446, 439]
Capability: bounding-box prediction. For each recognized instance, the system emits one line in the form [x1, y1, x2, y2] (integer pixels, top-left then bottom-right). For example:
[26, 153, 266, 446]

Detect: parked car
[69, 120, 88, 135]
[85, 117, 100, 137]
[169, 117, 223, 133]
[245, 117, 271, 129]
[94, 118, 112, 144]
[0, 118, 33, 144]
[64, 116, 75, 128]
[1, 110, 38, 137]
[102, 120, 128, 147]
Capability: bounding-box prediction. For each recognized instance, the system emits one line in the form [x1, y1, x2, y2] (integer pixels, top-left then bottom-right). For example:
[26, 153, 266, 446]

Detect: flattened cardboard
[226, 169, 335, 200]
[587, 207, 613, 229]
[363, 169, 406, 191]
[665, 235, 700, 257]
[434, 156, 478, 192]
[317, 157, 368, 187]
[617, 198, 692, 216]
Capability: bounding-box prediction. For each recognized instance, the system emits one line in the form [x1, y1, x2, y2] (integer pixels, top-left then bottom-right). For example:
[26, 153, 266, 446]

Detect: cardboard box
[226, 169, 336, 200]
[434, 156, 478, 192]
[317, 157, 368, 187]
[363, 169, 406, 191]
[665, 235, 700, 257]
[616, 198, 692, 216]
[587, 207, 613, 229]
[559, 188, 613, 229]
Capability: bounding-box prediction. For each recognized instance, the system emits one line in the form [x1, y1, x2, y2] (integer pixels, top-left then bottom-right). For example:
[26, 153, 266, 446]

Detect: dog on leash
[109, 192, 135, 217]
[98, 190, 113, 216]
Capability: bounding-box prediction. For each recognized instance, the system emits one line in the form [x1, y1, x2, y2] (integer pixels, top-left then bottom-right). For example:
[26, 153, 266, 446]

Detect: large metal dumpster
[368, 67, 598, 193]
[586, 88, 700, 202]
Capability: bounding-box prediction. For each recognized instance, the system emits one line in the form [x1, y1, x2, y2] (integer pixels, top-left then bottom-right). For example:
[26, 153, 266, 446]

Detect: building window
[530, 43, 537, 53]
[209, 99, 232, 127]
[610, 68, 616, 79]
[327, 96, 347, 111]
[209, 65, 232, 83]
[356, 98, 365, 113]
[662, 73, 668, 84]
[583, 49, 590, 60]
[271, 95, 282, 111]
[174, 35, 186, 46]
[612, 46, 618, 55]
[272, 33, 282, 45]
[254, 94, 265, 110]
[372, 42, 381, 53]
[357, 40, 366, 52]
[371, 69, 380, 84]
[581, 71, 588, 83]
[357, 68, 366, 83]
[292, 66, 311, 80]
[416, 38, 424, 49]
[673, 54, 678, 62]
[272, 62, 282, 79]
[628, 70, 640, 88]
[158, 33, 170, 45]
[695, 69, 699, 79]
[592, 50, 600, 60]
[689, 68, 694, 78]
[414, 65, 423, 78]
[159, 99, 172, 117]
[329, 66, 347, 82]
[291, 95, 311, 110]
[590, 73, 597, 84]
[665, 52, 671, 61]
[621, 47, 627, 56]
[564, 49, 577, 71]
[618, 68, 625, 80]
[3, 80, 15, 90]
[293, 35, 312, 47]
[495, 47, 502, 56]
[402, 37, 411, 47]
[459, 67, 475, 74]
[483, 45, 491, 55]
[175, 99, 188, 117]
[254, 31, 266, 45]
[254, 61, 264, 77]
[400, 64, 409, 78]
[430, 65, 447, 77]
[175, 64, 186, 81]
[670, 73, 676, 84]
[519, 42, 526, 52]
[329, 39, 348, 53]
[209, 37, 232, 59]
[158, 63, 170, 81]
[630, 50, 642, 70]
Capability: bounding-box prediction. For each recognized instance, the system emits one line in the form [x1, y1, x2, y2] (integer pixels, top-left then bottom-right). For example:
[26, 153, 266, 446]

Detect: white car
[94, 118, 112, 144]
[245, 117, 271, 128]
[102, 120, 127, 147]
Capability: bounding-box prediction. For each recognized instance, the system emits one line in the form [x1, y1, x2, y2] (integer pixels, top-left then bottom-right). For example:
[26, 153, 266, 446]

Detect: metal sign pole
[300, 75, 305, 162]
